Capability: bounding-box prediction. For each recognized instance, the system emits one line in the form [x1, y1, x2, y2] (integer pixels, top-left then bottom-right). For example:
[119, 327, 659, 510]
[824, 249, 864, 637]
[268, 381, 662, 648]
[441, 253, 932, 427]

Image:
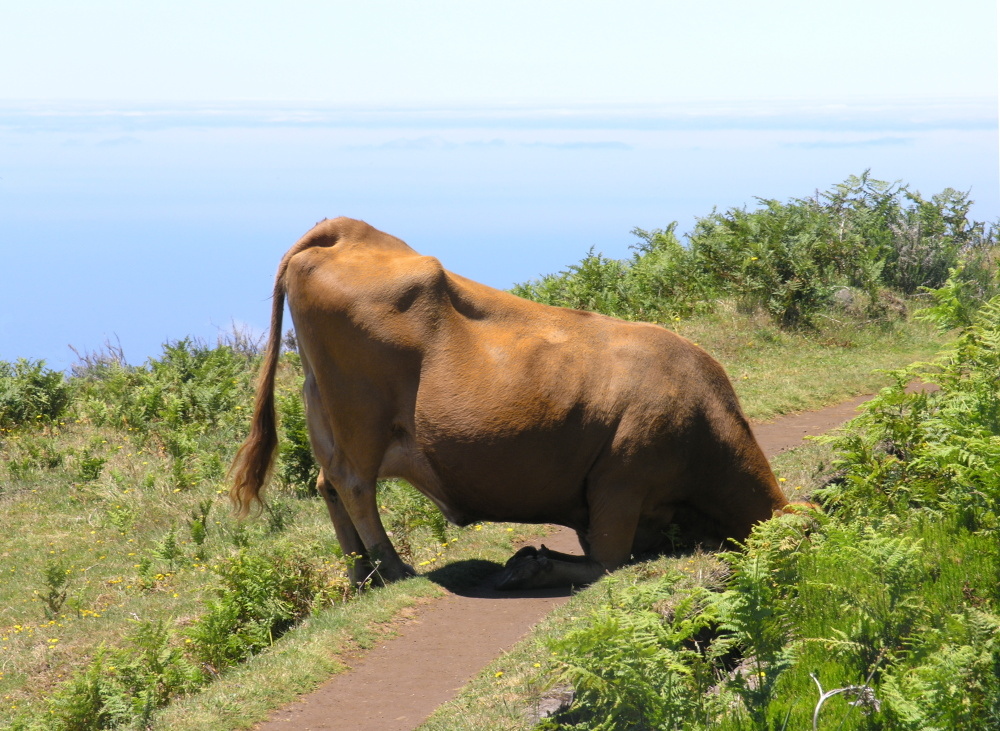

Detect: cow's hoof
[381, 562, 417, 584]
[351, 561, 415, 588]
[495, 546, 553, 590]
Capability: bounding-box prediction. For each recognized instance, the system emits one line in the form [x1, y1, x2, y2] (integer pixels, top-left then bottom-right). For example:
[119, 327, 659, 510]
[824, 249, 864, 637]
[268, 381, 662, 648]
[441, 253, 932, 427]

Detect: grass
[152, 519, 553, 730]
[0, 413, 547, 727]
[0, 468, 541, 727]
[673, 302, 949, 421]
[0, 309, 951, 729]
[151, 579, 442, 729]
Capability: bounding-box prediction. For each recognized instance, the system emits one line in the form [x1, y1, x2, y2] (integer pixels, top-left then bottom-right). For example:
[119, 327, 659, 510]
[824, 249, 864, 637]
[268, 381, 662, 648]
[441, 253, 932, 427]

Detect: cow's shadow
[422, 559, 574, 599]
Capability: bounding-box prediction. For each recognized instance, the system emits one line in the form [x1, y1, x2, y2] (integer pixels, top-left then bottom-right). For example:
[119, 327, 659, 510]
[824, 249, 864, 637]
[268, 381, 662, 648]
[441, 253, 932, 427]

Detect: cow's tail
[229, 240, 313, 517]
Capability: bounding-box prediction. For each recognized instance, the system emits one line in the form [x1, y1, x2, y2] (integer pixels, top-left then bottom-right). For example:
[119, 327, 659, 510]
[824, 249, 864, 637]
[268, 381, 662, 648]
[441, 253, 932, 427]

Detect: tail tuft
[228, 265, 287, 517]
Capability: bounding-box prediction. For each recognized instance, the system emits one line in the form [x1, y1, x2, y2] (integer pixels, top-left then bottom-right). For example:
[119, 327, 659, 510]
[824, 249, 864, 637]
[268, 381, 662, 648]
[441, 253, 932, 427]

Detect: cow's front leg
[497, 474, 648, 590]
[495, 544, 606, 590]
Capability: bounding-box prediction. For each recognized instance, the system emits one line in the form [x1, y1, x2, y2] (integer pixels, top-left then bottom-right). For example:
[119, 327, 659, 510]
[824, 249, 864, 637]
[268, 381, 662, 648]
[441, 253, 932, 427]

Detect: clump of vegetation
[41, 621, 205, 731]
[276, 376, 320, 496]
[187, 543, 349, 672]
[514, 173, 998, 328]
[541, 577, 720, 730]
[39, 559, 71, 621]
[0, 359, 72, 432]
[818, 294, 1000, 528]
[73, 336, 255, 439]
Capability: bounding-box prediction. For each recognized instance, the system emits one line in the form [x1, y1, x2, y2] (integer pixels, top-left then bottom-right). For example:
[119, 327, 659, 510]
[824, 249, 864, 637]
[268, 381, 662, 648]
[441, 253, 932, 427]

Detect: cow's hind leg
[304, 370, 413, 585]
[326, 469, 416, 584]
[316, 471, 380, 586]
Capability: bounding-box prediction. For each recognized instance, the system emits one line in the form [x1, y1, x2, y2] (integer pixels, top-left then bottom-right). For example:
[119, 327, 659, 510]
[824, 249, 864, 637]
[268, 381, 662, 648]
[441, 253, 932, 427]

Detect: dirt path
[257, 395, 875, 731]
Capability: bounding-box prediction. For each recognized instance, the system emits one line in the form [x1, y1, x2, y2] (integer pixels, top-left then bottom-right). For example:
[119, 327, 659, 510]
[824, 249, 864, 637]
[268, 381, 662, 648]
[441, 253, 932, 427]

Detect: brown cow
[230, 217, 788, 590]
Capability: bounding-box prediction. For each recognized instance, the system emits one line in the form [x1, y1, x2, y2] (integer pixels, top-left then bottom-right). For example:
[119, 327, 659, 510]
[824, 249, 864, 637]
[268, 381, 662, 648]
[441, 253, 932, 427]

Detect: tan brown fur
[230, 218, 789, 589]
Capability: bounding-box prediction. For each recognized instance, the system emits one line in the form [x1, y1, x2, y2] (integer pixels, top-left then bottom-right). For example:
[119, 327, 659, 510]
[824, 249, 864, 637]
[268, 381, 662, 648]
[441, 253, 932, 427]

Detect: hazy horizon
[2, 2, 997, 369]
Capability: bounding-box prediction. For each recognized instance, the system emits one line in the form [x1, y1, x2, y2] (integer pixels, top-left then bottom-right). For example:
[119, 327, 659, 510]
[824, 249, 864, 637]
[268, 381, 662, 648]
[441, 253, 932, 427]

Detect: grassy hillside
[0, 341, 543, 728]
[0, 322, 950, 730]
[1, 174, 995, 729]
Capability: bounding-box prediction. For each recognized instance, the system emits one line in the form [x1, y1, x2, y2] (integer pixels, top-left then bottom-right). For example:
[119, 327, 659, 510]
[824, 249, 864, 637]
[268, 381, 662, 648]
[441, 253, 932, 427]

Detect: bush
[915, 266, 986, 331]
[276, 386, 319, 496]
[187, 544, 347, 671]
[687, 197, 839, 327]
[818, 295, 1000, 528]
[513, 173, 999, 330]
[74, 337, 255, 438]
[0, 358, 72, 431]
[43, 622, 204, 731]
[511, 249, 633, 318]
[544, 578, 718, 730]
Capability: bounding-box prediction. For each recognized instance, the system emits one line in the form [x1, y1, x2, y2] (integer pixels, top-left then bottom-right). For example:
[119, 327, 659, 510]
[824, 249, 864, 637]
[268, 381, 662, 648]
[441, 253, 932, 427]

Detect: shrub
[74, 337, 254, 439]
[817, 295, 1000, 527]
[0, 358, 71, 431]
[915, 266, 985, 331]
[40, 558, 70, 620]
[511, 248, 632, 317]
[187, 544, 347, 671]
[513, 173, 998, 330]
[276, 386, 319, 496]
[544, 577, 718, 730]
[879, 610, 1000, 730]
[687, 197, 838, 327]
[43, 622, 204, 731]
[627, 223, 718, 318]
[76, 450, 107, 482]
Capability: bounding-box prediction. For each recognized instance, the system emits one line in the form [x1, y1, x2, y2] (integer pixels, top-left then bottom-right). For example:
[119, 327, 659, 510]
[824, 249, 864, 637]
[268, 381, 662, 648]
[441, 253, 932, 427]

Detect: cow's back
[281, 218, 781, 533]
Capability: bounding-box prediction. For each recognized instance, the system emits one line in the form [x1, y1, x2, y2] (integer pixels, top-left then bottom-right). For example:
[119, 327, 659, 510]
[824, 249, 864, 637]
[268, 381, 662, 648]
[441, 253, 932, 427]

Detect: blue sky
[1, 1, 997, 369]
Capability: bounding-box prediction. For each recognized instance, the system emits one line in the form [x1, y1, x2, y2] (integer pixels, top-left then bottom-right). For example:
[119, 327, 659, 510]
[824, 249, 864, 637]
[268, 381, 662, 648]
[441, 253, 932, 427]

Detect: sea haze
[1, 98, 997, 369]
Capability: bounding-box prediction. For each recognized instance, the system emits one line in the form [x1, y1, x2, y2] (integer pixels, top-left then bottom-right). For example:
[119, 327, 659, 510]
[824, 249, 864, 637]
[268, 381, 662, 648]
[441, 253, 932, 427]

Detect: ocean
[2, 100, 996, 369]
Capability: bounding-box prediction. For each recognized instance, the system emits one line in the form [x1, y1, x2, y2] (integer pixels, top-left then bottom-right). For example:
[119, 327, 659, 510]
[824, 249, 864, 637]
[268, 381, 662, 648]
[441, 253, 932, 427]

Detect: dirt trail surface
[256, 395, 876, 731]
